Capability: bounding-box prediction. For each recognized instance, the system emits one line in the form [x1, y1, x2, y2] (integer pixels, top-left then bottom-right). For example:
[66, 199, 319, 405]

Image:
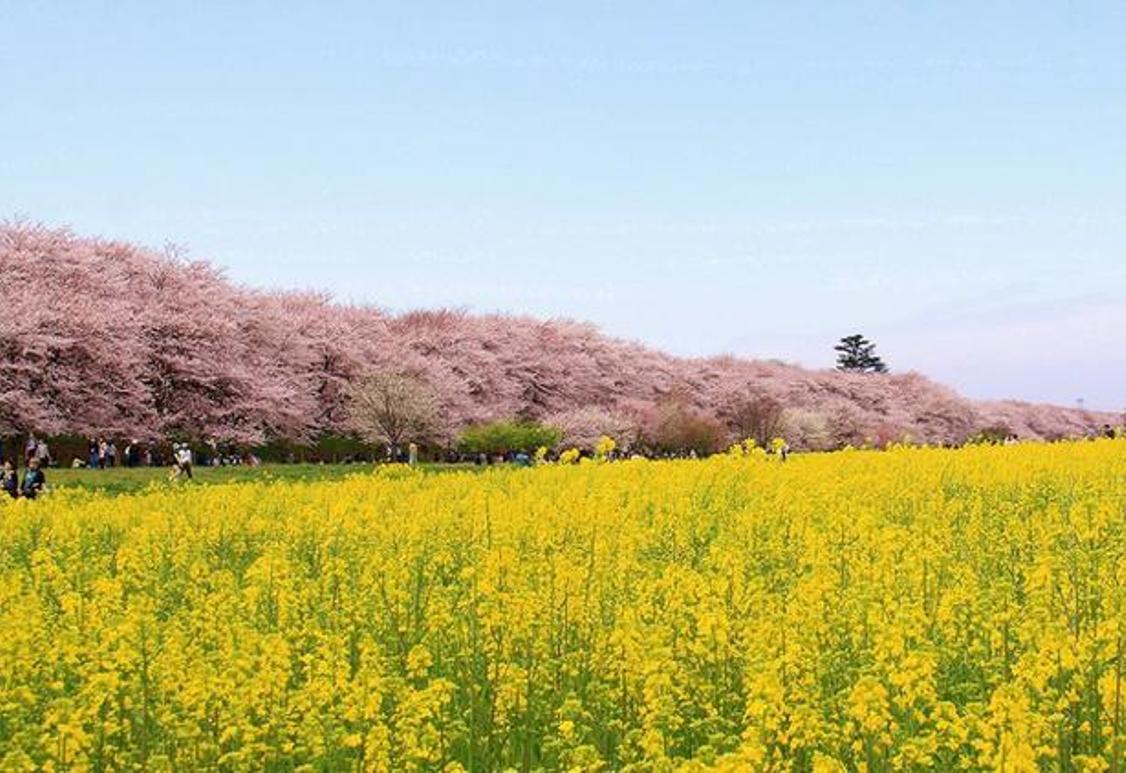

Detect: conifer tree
[835, 334, 888, 373]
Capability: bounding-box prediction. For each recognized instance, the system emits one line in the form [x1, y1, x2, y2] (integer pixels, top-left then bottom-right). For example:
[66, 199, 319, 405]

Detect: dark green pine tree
[835, 334, 889, 373]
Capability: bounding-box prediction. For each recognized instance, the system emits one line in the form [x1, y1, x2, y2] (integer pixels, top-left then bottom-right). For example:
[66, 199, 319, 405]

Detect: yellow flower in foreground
[0, 438, 1123, 769]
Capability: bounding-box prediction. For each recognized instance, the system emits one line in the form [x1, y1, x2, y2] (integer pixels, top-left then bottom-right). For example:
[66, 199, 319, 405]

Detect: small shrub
[458, 420, 562, 456]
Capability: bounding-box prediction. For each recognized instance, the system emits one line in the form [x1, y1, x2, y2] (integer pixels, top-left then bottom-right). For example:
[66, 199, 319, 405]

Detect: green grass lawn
[43, 462, 479, 496]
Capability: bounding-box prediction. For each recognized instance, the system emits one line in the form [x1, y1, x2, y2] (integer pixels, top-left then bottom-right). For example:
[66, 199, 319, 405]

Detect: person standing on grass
[107, 440, 117, 468]
[20, 457, 46, 499]
[98, 439, 108, 469]
[35, 439, 51, 468]
[2, 460, 18, 498]
[25, 435, 38, 465]
[174, 443, 194, 479]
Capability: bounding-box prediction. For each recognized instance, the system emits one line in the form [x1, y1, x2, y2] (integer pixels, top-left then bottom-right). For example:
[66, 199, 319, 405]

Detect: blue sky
[3, 1, 1124, 409]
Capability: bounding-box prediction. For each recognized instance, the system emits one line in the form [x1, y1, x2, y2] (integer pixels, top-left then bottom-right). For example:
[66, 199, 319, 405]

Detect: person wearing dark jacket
[1, 460, 18, 498]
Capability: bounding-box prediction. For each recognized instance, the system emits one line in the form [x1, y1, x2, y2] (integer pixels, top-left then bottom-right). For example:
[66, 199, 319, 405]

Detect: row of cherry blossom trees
[0, 220, 1116, 450]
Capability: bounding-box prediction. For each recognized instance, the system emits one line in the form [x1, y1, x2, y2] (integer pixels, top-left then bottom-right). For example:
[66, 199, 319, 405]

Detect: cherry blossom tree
[716, 391, 787, 446]
[636, 398, 727, 455]
[348, 370, 447, 453]
[544, 406, 639, 451]
[0, 222, 153, 438]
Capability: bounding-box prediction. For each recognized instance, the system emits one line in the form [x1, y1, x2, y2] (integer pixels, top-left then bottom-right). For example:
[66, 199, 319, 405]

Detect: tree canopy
[0, 220, 1112, 449]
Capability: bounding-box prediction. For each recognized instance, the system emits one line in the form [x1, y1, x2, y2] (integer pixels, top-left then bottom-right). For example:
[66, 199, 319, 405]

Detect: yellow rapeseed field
[2, 440, 1125, 771]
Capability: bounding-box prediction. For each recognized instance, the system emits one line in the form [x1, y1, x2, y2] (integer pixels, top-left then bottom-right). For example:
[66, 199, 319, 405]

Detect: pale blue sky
[2, 1, 1124, 409]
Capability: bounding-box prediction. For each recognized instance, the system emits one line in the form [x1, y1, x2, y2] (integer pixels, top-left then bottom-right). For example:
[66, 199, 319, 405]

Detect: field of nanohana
[2, 442, 1125, 771]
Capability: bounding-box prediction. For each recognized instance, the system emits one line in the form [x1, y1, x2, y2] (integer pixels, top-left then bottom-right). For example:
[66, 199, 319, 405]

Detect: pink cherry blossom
[0, 220, 1116, 448]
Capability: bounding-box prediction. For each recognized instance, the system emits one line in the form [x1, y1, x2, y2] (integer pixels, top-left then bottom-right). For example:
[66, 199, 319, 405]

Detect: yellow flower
[1, 439, 1122, 768]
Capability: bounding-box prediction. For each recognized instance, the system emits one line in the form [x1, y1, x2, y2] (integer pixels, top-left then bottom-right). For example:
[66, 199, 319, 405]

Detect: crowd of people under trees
[0, 435, 261, 500]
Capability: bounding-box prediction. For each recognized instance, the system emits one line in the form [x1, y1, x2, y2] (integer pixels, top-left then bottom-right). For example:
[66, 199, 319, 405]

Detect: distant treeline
[1, 220, 1116, 452]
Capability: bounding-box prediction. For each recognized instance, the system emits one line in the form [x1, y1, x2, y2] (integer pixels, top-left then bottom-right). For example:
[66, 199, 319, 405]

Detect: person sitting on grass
[21, 457, 46, 499]
[2, 460, 18, 499]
